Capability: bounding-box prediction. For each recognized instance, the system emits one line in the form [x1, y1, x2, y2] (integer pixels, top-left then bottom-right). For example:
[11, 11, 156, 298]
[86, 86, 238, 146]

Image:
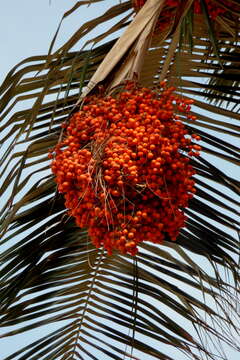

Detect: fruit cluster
[49, 82, 201, 256]
[133, 0, 235, 32]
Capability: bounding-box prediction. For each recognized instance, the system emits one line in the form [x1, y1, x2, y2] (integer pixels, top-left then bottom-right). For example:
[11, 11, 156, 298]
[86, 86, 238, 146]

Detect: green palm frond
[1, 1, 240, 359]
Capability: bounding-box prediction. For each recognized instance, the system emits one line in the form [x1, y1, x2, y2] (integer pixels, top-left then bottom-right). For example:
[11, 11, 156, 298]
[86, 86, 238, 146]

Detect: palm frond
[1, 1, 240, 359]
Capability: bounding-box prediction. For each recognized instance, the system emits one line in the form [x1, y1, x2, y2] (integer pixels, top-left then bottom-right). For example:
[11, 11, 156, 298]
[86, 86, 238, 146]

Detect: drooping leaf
[1, 1, 240, 359]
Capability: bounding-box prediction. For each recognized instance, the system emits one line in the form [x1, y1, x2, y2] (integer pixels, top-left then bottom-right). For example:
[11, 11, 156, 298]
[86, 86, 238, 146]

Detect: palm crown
[0, 1, 239, 359]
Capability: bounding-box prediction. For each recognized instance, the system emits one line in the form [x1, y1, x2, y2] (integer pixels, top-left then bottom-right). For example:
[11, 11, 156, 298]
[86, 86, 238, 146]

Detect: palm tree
[0, 0, 239, 359]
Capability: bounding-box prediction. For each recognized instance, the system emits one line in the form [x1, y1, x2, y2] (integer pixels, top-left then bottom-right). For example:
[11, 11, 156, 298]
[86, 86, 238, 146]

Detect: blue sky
[0, 0, 113, 83]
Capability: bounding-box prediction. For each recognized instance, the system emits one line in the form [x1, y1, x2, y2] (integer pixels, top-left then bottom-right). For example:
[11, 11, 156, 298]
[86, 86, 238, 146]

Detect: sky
[0, 0, 114, 83]
[0, 1, 240, 360]
[1, 1, 68, 82]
